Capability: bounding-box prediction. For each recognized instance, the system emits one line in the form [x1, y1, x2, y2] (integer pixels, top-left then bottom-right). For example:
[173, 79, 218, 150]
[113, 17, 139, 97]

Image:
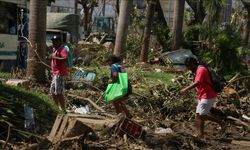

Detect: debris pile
[0, 65, 250, 149]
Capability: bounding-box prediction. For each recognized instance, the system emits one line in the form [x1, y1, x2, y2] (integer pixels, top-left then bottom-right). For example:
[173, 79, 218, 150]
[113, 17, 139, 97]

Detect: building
[159, 0, 175, 28]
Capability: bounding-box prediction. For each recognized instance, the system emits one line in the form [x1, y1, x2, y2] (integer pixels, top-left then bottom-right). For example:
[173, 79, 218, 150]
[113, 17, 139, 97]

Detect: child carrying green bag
[104, 55, 132, 118]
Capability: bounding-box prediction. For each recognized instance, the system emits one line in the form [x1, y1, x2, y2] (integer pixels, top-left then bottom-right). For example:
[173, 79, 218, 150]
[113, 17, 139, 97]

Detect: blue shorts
[196, 98, 216, 115]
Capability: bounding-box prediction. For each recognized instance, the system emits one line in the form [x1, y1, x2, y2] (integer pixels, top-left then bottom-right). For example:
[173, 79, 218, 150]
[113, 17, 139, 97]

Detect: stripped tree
[171, 0, 185, 50]
[113, 0, 133, 58]
[26, 0, 47, 83]
[140, 0, 156, 62]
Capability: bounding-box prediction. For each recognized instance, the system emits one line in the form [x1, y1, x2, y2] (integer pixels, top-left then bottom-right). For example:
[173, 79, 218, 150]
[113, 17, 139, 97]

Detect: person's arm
[108, 71, 119, 83]
[50, 55, 67, 60]
[111, 71, 118, 82]
[108, 65, 119, 83]
[180, 81, 200, 94]
[50, 48, 67, 61]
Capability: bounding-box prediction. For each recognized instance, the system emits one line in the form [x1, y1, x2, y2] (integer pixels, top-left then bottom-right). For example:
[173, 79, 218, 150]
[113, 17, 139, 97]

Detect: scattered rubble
[0, 65, 250, 149]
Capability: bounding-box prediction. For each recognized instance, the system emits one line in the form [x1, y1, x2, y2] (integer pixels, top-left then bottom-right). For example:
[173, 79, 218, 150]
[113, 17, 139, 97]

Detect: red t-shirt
[194, 66, 217, 100]
[51, 46, 68, 76]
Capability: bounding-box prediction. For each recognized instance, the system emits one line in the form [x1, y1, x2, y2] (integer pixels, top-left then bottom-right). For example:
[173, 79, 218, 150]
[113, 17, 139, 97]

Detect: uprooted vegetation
[0, 62, 249, 149]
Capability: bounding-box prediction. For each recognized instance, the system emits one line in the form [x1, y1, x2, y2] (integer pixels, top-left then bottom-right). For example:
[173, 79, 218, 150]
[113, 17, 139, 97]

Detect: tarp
[47, 13, 80, 35]
[160, 49, 197, 70]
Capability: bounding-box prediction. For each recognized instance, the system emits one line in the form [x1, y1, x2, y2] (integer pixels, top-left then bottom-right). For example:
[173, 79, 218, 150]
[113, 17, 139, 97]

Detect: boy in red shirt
[180, 57, 226, 138]
[49, 35, 68, 113]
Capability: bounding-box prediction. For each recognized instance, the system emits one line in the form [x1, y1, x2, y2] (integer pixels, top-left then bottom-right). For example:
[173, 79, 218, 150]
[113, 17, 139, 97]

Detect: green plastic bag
[104, 72, 129, 103]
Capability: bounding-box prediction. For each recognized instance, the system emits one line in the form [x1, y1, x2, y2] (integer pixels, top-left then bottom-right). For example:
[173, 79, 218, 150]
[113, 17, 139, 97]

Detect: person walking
[106, 55, 132, 118]
[49, 35, 68, 113]
[180, 57, 226, 138]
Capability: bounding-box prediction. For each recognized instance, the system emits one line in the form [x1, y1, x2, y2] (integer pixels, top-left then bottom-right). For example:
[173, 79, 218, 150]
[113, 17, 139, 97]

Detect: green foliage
[0, 84, 57, 133]
[126, 6, 172, 64]
[126, 29, 142, 64]
[0, 72, 11, 79]
[237, 46, 250, 56]
[152, 22, 172, 52]
[202, 0, 227, 27]
[184, 22, 246, 76]
[212, 25, 243, 74]
[126, 8, 145, 64]
[183, 24, 202, 52]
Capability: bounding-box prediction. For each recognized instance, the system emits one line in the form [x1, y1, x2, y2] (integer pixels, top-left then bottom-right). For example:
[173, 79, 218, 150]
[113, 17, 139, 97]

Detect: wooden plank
[76, 117, 116, 131]
[48, 114, 63, 141]
[66, 113, 106, 119]
[55, 115, 69, 140]
[232, 140, 250, 147]
[63, 118, 77, 136]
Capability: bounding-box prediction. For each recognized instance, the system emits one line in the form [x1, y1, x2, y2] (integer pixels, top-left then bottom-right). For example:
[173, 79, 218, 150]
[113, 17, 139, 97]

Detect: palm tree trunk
[113, 0, 133, 58]
[185, 0, 206, 24]
[241, 0, 250, 46]
[116, 0, 120, 15]
[140, 0, 156, 62]
[26, 0, 46, 83]
[171, 0, 185, 50]
[243, 18, 250, 45]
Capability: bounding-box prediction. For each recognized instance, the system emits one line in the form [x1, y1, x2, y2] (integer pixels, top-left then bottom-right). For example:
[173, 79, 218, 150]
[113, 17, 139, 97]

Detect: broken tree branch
[225, 76, 250, 88]
[227, 116, 250, 128]
[67, 93, 105, 112]
[12, 129, 45, 140]
[2, 125, 10, 150]
[0, 140, 12, 149]
[67, 80, 103, 92]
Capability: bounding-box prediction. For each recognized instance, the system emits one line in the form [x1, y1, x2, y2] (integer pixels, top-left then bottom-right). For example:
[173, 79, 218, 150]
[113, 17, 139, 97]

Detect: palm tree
[113, 0, 133, 58]
[26, 0, 46, 83]
[241, 0, 250, 46]
[171, 0, 185, 50]
[185, 0, 206, 24]
[140, 0, 156, 62]
[77, 0, 98, 36]
[202, 0, 225, 28]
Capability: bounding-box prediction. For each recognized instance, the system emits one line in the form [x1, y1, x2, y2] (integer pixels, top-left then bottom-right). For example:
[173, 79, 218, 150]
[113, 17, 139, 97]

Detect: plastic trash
[74, 105, 90, 114]
[72, 67, 97, 82]
[242, 114, 250, 120]
[24, 104, 35, 129]
[160, 49, 197, 71]
[155, 127, 173, 134]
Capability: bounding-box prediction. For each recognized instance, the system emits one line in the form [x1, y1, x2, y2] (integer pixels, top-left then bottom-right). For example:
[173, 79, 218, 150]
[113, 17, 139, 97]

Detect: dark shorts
[50, 75, 66, 95]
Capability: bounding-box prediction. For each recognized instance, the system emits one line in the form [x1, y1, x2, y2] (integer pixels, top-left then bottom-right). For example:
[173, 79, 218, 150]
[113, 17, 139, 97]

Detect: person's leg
[113, 100, 123, 114]
[54, 76, 66, 112]
[196, 99, 209, 138]
[197, 98, 226, 137]
[50, 76, 59, 106]
[57, 94, 66, 112]
[196, 114, 205, 138]
[52, 94, 59, 106]
[119, 98, 132, 118]
[205, 114, 222, 124]
[113, 97, 132, 118]
[204, 113, 225, 129]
